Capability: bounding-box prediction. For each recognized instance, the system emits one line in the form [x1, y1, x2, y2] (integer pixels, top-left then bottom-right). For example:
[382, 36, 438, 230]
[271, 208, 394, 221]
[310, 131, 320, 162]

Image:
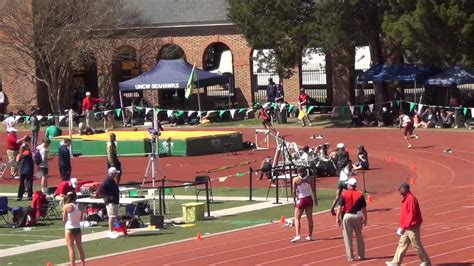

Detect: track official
[336, 177, 367, 262]
[386, 183, 431, 266]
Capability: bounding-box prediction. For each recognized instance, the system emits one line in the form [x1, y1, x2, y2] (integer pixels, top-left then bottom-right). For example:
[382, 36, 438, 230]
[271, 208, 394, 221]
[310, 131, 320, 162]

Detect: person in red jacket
[82, 91, 104, 129]
[386, 183, 431, 266]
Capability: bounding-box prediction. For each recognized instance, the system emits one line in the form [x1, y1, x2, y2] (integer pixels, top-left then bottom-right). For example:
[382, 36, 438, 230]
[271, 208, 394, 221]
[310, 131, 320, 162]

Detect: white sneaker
[305, 236, 314, 241]
[290, 235, 300, 243]
[414, 135, 419, 139]
[407, 145, 412, 149]
[107, 231, 118, 239]
[385, 262, 398, 266]
[13, 176, 20, 179]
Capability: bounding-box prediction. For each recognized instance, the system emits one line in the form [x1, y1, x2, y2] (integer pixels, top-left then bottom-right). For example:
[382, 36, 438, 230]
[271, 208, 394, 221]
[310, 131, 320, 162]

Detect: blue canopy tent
[119, 59, 230, 113]
[358, 63, 436, 102]
[425, 65, 474, 86]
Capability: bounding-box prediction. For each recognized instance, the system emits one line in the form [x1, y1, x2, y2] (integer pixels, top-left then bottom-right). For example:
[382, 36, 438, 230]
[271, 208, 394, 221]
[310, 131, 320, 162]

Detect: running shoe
[385, 262, 398, 266]
[414, 135, 419, 139]
[407, 145, 412, 149]
[107, 231, 119, 239]
[290, 235, 301, 243]
[306, 236, 314, 241]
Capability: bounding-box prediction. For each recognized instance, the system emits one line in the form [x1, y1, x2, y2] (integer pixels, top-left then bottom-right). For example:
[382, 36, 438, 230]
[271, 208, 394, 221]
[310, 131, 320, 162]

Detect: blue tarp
[357, 63, 436, 83]
[119, 59, 229, 91]
[425, 65, 474, 86]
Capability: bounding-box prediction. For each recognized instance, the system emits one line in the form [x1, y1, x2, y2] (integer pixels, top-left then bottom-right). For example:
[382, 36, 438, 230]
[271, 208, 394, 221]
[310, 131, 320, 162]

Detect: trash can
[276, 109, 288, 124]
[181, 202, 205, 223]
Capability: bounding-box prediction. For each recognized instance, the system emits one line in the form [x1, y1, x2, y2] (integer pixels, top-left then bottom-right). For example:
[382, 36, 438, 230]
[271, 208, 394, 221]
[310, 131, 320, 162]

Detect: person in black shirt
[58, 138, 72, 181]
[266, 78, 277, 103]
[17, 142, 34, 201]
[98, 167, 120, 239]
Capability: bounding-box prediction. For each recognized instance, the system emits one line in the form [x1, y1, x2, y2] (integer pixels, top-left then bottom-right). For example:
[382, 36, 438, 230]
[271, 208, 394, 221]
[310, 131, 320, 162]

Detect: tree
[228, 0, 315, 79]
[0, 0, 138, 113]
[383, 0, 474, 68]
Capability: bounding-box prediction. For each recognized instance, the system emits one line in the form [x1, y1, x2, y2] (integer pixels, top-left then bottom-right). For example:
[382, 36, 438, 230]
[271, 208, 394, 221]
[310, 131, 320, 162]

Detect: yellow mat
[54, 130, 239, 141]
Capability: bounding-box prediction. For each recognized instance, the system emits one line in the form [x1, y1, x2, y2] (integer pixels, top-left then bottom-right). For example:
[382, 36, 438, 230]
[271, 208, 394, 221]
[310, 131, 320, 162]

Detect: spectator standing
[330, 160, 354, 215]
[37, 139, 51, 193]
[386, 183, 431, 266]
[45, 120, 62, 140]
[16, 143, 34, 201]
[275, 81, 284, 103]
[107, 133, 122, 185]
[30, 109, 40, 147]
[6, 128, 26, 178]
[2, 112, 16, 129]
[336, 178, 367, 262]
[62, 191, 85, 266]
[298, 88, 312, 127]
[82, 91, 104, 129]
[98, 167, 121, 239]
[58, 138, 72, 181]
[290, 167, 316, 242]
[266, 78, 277, 103]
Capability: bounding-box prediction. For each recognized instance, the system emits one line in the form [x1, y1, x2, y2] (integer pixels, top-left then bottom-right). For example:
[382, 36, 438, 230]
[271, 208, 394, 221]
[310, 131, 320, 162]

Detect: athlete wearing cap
[82, 91, 104, 129]
[336, 177, 367, 262]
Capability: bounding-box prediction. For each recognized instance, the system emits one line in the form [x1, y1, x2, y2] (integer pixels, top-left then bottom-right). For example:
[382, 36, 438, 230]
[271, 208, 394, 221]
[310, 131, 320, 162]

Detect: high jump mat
[49, 130, 243, 157]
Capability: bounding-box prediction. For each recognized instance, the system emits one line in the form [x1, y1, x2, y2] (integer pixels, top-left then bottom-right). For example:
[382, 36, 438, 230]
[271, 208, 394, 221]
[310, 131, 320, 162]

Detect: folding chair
[195, 176, 213, 202]
[265, 174, 291, 202]
[0, 196, 11, 225]
[41, 198, 62, 221]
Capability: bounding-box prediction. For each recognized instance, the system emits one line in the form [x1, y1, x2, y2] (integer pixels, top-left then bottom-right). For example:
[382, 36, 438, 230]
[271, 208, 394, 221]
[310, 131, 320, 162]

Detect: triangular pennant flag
[94, 112, 100, 119]
[47, 115, 53, 121]
[59, 115, 66, 122]
[349, 106, 355, 115]
[145, 108, 152, 115]
[308, 105, 314, 114]
[235, 172, 245, 177]
[155, 108, 161, 113]
[218, 176, 228, 182]
[188, 110, 196, 117]
[463, 107, 468, 116]
[359, 105, 365, 113]
[390, 101, 394, 108]
[176, 111, 185, 117]
[397, 100, 400, 107]
[135, 106, 143, 111]
[271, 102, 276, 109]
[167, 110, 174, 118]
[104, 110, 112, 116]
[471, 108, 474, 118]
[238, 108, 246, 114]
[368, 104, 374, 112]
[208, 110, 217, 114]
[289, 104, 295, 113]
[14, 115, 21, 121]
[417, 103, 423, 113]
[280, 103, 287, 112]
[409, 102, 415, 112]
[37, 115, 43, 121]
[246, 109, 253, 114]
[198, 111, 205, 117]
[219, 110, 226, 117]
[230, 109, 237, 119]
[25, 116, 30, 122]
[114, 108, 122, 117]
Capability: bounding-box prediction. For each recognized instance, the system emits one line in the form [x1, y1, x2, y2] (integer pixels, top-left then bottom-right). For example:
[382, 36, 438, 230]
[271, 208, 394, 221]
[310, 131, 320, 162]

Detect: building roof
[129, 0, 231, 27]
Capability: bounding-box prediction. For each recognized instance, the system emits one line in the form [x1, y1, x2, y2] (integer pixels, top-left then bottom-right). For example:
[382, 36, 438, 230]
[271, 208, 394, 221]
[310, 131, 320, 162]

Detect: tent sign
[135, 83, 180, 90]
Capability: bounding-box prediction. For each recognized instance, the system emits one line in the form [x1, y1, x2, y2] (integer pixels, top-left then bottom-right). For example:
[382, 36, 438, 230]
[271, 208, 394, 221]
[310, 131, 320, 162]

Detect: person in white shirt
[330, 161, 354, 215]
[63, 192, 85, 266]
[398, 110, 419, 149]
[36, 139, 51, 193]
[2, 112, 16, 129]
[290, 167, 316, 242]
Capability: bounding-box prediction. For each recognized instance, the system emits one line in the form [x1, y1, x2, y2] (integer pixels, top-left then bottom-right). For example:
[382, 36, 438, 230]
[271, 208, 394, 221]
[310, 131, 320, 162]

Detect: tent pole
[119, 92, 125, 127]
[414, 80, 417, 103]
[197, 80, 201, 113]
[228, 75, 231, 109]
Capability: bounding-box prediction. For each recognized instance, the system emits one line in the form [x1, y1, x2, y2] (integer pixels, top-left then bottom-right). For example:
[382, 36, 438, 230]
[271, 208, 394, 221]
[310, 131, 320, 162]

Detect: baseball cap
[345, 177, 357, 186]
[399, 182, 410, 191]
[70, 178, 78, 188]
[336, 143, 345, 149]
[108, 167, 120, 175]
[85, 92, 91, 96]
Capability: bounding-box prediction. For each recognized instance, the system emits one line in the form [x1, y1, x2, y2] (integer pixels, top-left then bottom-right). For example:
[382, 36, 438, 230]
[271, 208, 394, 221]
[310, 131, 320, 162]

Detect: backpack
[33, 149, 42, 165]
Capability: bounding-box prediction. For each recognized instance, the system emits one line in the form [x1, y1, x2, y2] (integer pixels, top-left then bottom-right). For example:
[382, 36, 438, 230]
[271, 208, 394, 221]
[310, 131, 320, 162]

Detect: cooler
[181, 202, 205, 223]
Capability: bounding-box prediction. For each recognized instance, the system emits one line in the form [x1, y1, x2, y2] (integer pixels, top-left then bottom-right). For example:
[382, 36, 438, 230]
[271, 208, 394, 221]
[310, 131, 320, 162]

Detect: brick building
[0, 0, 317, 113]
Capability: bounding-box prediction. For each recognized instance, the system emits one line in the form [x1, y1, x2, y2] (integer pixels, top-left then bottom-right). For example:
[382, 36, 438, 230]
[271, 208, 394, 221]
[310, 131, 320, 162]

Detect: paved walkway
[0, 195, 291, 258]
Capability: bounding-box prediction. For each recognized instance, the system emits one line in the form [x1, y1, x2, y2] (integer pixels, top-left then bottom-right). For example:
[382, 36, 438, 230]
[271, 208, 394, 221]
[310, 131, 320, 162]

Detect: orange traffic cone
[409, 177, 416, 185]
[46, 262, 52, 266]
[388, 156, 394, 162]
[367, 195, 374, 203]
[196, 232, 202, 241]
[280, 216, 286, 224]
[411, 164, 416, 172]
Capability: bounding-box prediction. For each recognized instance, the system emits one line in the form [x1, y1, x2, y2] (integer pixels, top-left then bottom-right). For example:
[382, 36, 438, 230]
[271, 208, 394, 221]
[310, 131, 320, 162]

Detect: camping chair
[195, 176, 213, 202]
[0, 196, 11, 225]
[265, 167, 293, 202]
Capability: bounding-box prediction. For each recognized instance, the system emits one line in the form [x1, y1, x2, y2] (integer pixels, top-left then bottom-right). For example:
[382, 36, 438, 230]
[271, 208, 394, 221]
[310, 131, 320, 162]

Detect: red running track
[2, 127, 474, 265]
